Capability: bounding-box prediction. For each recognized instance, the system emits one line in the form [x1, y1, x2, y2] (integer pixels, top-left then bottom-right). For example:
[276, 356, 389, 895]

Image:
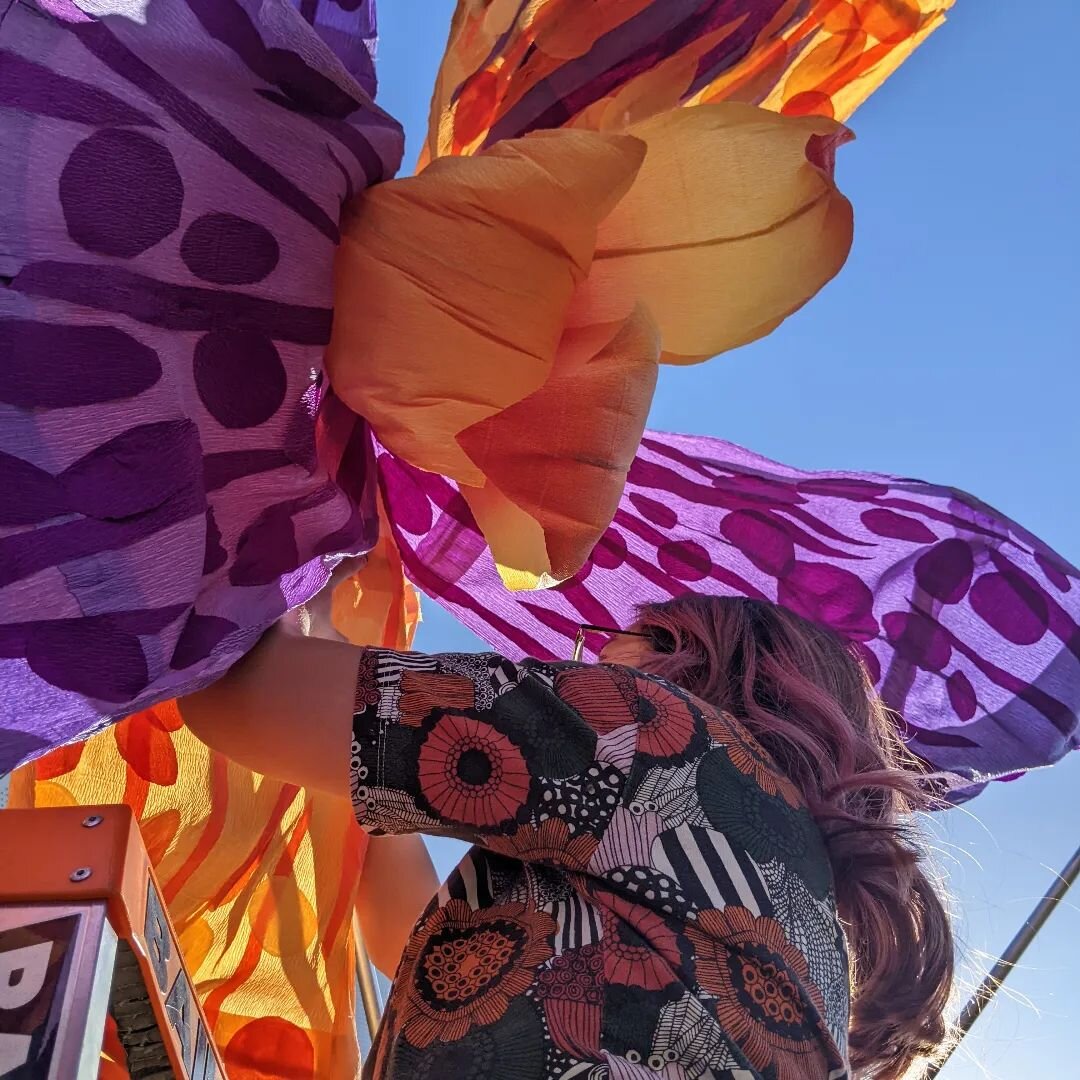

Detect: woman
[181, 594, 953, 1079]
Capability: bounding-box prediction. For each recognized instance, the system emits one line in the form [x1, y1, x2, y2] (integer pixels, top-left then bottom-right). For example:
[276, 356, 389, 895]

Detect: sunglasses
[571, 624, 651, 662]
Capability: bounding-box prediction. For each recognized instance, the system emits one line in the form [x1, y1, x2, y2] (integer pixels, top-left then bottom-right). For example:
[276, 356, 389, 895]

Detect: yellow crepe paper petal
[747, 1, 954, 122]
[569, 103, 854, 365]
[327, 129, 646, 485]
[330, 497, 422, 649]
[12, 726, 365, 1080]
[461, 480, 554, 592]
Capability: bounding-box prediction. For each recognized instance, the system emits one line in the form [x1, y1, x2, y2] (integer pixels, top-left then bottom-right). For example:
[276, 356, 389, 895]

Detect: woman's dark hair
[635, 594, 953, 1079]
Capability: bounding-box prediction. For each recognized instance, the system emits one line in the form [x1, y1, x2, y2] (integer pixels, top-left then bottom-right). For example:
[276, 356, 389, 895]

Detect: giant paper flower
[635, 677, 710, 765]
[328, 105, 852, 588]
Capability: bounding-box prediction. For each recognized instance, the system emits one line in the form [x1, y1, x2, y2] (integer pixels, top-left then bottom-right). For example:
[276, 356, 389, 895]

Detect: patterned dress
[349, 651, 851, 1080]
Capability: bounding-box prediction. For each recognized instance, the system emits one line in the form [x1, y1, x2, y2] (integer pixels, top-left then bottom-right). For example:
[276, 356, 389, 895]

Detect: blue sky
[375, 3, 1080, 1075]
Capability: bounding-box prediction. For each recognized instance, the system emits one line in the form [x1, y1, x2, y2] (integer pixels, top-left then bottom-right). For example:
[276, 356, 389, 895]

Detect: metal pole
[926, 843, 1080, 1078]
[355, 927, 384, 1041]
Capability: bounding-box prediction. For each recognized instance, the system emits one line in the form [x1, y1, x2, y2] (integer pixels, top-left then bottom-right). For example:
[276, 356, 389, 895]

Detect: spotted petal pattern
[0, 0, 403, 772]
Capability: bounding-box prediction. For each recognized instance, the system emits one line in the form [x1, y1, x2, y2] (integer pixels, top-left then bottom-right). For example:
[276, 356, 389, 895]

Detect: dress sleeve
[348, 648, 663, 869]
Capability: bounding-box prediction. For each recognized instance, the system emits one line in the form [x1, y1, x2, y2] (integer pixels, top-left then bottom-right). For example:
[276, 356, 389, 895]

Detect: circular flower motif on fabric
[634, 678, 708, 765]
[707, 713, 802, 808]
[687, 907, 842, 1080]
[417, 712, 530, 829]
[697, 748, 831, 898]
[399, 899, 555, 1048]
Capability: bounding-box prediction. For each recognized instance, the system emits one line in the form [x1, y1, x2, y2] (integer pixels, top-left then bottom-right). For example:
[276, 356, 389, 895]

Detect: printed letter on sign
[0, 916, 79, 1075]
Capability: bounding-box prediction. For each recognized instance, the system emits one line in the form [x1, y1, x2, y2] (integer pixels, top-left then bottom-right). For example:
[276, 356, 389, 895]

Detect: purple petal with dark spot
[188, 0, 362, 118]
[0, 320, 161, 408]
[947, 670, 978, 722]
[720, 509, 795, 575]
[883, 610, 952, 671]
[60, 129, 183, 257]
[259, 90, 384, 183]
[0, 729, 51, 774]
[71, 21, 340, 241]
[860, 508, 937, 543]
[180, 213, 280, 285]
[193, 330, 287, 429]
[312, 507, 368, 558]
[0, 484, 205, 589]
[27, 620, 149, 702]
[657, 540, 711, 582]
[629, 493, 677, 530]
[203, 509, 228, 574]
[229, 504, 300, 587]
[376, 429, 1080, 801]
[778, 561, 878, 640]
[59, 421, 202, 520]
[0, 452, 67, 525]
[914, 538, 975, 605]
[970, 571, 1050, 645]
[202, 450, 294, 491]
[171, 613, 239, 669]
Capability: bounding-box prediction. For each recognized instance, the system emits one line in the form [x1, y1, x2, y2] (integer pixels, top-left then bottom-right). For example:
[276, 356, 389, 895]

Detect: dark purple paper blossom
[0, 0, 402, 770]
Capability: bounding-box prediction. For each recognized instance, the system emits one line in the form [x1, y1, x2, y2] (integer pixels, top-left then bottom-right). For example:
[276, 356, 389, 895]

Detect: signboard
[0, 905, 115, 1080]
[0, 915, 78, 1078]
[0, 806, 225, 1079]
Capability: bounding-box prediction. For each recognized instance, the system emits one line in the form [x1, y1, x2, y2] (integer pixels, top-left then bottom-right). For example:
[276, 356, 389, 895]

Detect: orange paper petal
[573, 103, 854, 365]
[327, 130, 646, 484]
[459, 306, 660, 586]
[331, 495, 421, 650]
[423, 0, 953, 162]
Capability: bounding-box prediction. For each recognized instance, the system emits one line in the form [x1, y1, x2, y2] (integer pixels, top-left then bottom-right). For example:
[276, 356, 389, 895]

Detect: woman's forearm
[178, 625, 358, 796]
[182, 626, 441, 977]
